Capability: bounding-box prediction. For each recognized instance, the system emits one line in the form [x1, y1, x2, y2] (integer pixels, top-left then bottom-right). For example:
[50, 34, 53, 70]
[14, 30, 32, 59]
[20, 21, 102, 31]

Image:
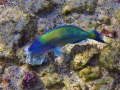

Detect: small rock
[18, 71, 37, 89]
[114, 9, 120, 23]
[78, 66, 100, 82]
[86, 68, 115, 90]
[0, 65, 42, 90]
[99, 41, 120, 71]
[70, 45, 98, 70]
[98, 15, 111, 25]
[62, 0, 97, 15]
[0, 6, 36, 62]
[41, 73, 64, 89]
[21, 46, 50, 65]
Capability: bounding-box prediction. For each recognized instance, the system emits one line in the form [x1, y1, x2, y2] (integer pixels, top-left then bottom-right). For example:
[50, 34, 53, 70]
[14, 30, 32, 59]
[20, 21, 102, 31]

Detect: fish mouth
[28, 46, 33, 52]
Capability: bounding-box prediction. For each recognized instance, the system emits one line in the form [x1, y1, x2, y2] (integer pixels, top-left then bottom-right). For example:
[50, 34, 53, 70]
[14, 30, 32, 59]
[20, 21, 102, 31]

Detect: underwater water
[0, 0, 120, 90]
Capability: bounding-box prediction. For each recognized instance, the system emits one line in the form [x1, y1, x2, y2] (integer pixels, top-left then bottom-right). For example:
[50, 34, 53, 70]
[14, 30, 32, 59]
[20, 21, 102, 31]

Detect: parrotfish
[28, 25, 109, 58]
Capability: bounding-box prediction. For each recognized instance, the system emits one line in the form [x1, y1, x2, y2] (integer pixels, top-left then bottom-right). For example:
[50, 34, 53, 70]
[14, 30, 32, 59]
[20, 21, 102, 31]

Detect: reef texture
[18, 46, 50, 65]
[0, 0, 120, 90]
[99, 41, 120, 71]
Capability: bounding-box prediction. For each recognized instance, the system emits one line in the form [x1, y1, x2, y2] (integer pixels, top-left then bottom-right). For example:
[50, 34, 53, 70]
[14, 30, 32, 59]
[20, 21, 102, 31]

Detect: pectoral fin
[52, 46, 64, 58]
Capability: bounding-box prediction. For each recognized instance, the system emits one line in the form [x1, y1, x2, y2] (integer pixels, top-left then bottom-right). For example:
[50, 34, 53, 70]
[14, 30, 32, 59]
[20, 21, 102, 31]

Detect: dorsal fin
[53, 25, 86, 31]
[44, 25, 86, 34]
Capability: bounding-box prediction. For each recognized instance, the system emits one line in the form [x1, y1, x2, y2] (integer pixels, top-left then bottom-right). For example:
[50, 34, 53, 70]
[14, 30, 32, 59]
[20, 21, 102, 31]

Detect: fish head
[28, 39, 49, 54]
[28, 39, 40, 52]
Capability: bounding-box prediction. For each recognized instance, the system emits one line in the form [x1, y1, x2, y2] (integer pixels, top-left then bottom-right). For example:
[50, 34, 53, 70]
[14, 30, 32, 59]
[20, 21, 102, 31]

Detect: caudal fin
[89, 30, 110, 44]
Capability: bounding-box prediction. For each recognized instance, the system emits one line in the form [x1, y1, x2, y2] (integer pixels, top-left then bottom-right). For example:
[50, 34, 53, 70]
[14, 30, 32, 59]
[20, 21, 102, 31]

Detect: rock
[62, 0, 97, 15]
[86, 68, 115, 90]
[78, 66, 100, 82]
[0, 6, 36, 63]
[0, 65, 43, 90]
[0, 0, 120, 89]
[6, 0, 55, 14]
[0, 66, 3, 74]
[37, 23, 46, 35]
[99, 41, 120, 71]
[63, 82, 82, 90]
[37, 62, 58, 77]
[41, 73, 64, 89]
[97, 15, 111, 25]
[114, 9, 120, 23]
[63, 71, 86, 90]
[97, 0, 106, 5]
[20, 46, 50, 65]
[70, 44, 98, 70]
[17, 70, 37, 89]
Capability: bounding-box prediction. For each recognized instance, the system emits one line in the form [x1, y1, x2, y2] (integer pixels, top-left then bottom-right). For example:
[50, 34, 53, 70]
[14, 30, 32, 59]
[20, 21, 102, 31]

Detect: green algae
[78, 66, 100, 82]
[0, 7, 37, 66]
[18, 0, 55, 14]
[0, 43, 22, 67]
[41, 73, 64, 89]
[63, 81, 82, 90]
[114, 9, 120, 23]
[99, 41, 120, 71]
[86, 68, 115, 90]
[98, 15, 111, 25]
[62, 0, 97, 16]
[63, 16, 74, 23]
[70, 44, 98, 70]
[38, 63, 57, 77]
[87, 20, 100, 29]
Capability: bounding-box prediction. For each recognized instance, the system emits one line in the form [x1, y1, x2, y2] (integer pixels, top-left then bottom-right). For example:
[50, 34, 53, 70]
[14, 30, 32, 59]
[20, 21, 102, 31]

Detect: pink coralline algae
[20, 71, 36, 89]
[100, 30, 117, 38]
[117, 0, 120, 3]
[2, 77, 11, 83]
[0, 0, 8, 5]
[115, 0, 120, 3]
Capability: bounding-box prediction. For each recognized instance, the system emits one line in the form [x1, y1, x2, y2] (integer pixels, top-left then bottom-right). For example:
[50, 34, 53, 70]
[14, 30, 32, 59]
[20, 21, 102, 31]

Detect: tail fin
[89, 30, 110, 44]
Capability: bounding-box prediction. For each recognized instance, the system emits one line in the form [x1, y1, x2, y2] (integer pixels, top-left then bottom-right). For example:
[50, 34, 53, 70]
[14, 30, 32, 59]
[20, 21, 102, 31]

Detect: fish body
[28, 25, 108, 58]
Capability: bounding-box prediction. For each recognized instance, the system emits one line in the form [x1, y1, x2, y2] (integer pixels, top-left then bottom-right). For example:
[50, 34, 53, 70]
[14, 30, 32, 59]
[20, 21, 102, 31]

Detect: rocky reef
[0, 0, 120, 90]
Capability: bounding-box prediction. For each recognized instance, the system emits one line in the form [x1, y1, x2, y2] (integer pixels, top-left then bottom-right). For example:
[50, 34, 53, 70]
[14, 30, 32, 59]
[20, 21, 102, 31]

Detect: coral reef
[70, 44, 98, 70]
[78, 66, 100, 82]
[0, 6, 36, 66]
[0, 0, 120, 90]
[114, 9, 120, 23]
[20, 46, 50, 65]
[97, 15, 111, 25]
[99, 41, 120, 71]
[41, 73, 64, 89]
[62, 0, 97, 15]
[0, 65, 43, 89]
[18, 71, 37, 89]
[17, 0, 55, 14]
[86, 68, 115, 90]
[0, 0, 8, 5]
